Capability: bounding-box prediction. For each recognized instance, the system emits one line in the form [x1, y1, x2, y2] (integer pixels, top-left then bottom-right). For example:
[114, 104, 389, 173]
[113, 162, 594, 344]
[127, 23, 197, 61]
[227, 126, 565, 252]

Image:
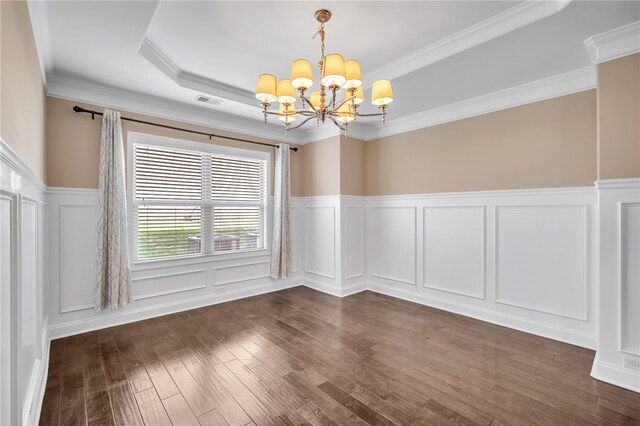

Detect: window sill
[132, 248, 270, 271]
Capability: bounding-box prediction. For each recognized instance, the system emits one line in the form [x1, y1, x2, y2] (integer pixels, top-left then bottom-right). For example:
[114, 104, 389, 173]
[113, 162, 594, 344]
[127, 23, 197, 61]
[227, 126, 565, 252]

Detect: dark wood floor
[40, 287, 640, 426]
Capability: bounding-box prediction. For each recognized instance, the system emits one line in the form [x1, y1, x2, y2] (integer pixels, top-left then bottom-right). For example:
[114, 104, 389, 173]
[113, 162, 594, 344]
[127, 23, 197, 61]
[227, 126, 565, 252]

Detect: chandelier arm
[287, 115, 320, 130]
[353, 112, 386, 117]
[264, 110, 316, 117]
[328, 115, 347, 132]
[300, 94, 320, 114]
[327, 94, 357, 114]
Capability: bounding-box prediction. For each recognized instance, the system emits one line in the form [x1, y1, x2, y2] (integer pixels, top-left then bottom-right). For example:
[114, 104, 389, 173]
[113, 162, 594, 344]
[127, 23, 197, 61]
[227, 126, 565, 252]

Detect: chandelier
[254, 9, 394, 136]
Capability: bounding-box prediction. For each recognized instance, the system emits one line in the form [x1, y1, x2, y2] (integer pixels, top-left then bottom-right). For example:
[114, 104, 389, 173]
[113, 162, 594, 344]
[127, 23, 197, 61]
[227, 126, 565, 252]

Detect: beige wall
[1, 0, 47, 181]
[299, 136, 341, 196]
[365, 90, 597, 195]
[340, 136, 366, 196]
[597, 53, 640, 180]
[46, 97, 303, 194]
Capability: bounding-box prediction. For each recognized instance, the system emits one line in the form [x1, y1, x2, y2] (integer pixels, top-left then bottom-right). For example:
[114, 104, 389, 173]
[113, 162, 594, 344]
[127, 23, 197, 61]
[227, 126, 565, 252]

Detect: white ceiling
[31, 0, 640, 143]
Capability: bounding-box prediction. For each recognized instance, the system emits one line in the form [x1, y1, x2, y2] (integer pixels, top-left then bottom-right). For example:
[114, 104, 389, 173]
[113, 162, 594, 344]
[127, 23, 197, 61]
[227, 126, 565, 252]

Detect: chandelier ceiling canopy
[255, 9, 394, 136]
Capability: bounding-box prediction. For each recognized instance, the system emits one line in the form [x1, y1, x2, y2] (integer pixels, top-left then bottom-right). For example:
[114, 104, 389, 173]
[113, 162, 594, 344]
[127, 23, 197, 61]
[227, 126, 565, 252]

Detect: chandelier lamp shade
[255, 9, 394, 136]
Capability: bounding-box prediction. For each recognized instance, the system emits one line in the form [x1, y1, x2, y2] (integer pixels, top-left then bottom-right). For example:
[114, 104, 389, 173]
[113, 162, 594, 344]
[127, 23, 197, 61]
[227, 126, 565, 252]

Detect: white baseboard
[25, 321, 50, 426]
[48, 278, 303, 340]
[303, 278, 367, 298]
[367, 282, 596, 350]
[591, 357, 640, 393]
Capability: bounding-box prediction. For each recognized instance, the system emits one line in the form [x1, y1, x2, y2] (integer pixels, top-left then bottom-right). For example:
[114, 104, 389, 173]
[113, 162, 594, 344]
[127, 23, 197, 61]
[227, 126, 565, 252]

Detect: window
[131, 135, 268, 261]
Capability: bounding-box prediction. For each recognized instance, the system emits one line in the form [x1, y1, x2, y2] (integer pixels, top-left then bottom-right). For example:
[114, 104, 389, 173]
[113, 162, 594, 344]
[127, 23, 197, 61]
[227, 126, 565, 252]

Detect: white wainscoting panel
[19, 199, 39, 408]
[304, 206, 336, 279]
[621, 203, 640, 356]
[368, 206, 417, 285]
[0, 194, 14, 426]
[59, 204, 99, 314]
[346, 206, 365, 280]
[133, 268, 207, 300]
[495, 205, 587, 320]
[424, 206, 485, 298]
[290, 206, 304, 273]
[366, 187, 596, 349]
[1, 140, 49, 426]
[214, 260, 271, 286]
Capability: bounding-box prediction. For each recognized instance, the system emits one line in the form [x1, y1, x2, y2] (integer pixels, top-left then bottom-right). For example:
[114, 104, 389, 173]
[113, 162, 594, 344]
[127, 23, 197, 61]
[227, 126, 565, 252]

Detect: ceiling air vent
[195, 95, 223, 106]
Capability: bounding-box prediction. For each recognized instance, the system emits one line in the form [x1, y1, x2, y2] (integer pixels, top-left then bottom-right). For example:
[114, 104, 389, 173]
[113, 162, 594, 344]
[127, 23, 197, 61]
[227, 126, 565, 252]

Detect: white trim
[213, 260, 271, 286]
[302, 278, 366, 298]
[362, 0, 572, 88]
[584, 21, 640, 65]
[368, 281, 596, 350]
[494, 204, 590, 321]
[366, 185, 596, 203]
[46, 76, 307, 144]
[138, 38, 256, 107]
[26, 0, 54, 86]
[48, 279, 303, 340]
[365, 67, 596, 140]
[24, 322, 50, 426]
[0, 140, 46, 193]
[619, 202, 640, 357]
[422, 205, 487, 300]
[591, 357, 640, 393]
[46, 187, 98, 196]
[595, 178, 640, 191]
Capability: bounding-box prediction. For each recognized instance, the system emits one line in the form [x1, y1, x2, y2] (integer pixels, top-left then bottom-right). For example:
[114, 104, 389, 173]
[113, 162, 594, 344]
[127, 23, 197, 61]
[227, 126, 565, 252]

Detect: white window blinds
[133, 142, 267, 261]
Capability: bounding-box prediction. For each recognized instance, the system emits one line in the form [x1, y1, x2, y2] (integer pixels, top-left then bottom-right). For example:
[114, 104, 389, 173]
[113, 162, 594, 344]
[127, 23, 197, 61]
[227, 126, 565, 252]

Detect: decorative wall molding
[366, 187, 596, 352]
[133, 269, 208, 301]
[619, 203, 640, 356]
[304, 206, 337, 279]
[0, 139, 48, 426]
[362, 0, 572, 88]
[584, 21, 640, 65]
[595, 178, 640, 190]
[364, 67, 596, 140]
[345, 206, 365, 280]
[213, 260, 271, 286]
[423, 206, 486, 299]
[494, 204, 589, 321]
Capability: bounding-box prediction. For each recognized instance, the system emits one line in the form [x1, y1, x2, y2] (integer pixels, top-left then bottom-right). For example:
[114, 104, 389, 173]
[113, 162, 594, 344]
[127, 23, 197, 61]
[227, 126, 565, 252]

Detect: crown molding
[138, 38, 256, 106]
[362, 0, 572, 89]
[584, 21, 640, 65]
[363, 66, 595, 141]
[46, 74, 312, 144]
[27, 0, 54, 86]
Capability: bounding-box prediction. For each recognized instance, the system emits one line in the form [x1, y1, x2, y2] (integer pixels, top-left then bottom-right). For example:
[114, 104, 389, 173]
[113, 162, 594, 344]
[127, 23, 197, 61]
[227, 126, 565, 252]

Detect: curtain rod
[72, 106, 298, 152]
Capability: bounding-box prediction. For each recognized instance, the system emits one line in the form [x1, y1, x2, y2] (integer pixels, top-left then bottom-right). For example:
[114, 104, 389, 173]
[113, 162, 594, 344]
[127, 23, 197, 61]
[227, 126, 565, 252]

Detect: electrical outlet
[624, 357, 640, 371]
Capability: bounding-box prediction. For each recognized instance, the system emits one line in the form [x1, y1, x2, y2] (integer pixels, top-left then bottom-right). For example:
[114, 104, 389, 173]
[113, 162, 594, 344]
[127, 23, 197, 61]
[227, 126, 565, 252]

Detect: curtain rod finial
[73, 105, 83, 113]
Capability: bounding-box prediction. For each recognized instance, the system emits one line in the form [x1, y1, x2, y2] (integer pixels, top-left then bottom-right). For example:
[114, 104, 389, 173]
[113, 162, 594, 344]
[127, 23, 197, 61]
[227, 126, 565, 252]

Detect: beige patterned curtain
[95, 109, 132, 311]
[270, 143, 292, 279]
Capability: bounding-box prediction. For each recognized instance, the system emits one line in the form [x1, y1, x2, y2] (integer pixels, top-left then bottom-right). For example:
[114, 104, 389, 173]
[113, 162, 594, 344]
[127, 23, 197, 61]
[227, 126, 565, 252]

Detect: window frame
[127, 132, 270, 266]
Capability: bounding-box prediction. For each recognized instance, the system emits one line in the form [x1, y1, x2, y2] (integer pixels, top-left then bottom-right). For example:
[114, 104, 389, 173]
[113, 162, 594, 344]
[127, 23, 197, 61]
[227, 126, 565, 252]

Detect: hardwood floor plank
[134, 387, 172, 426]
[317, 381, 395, 426]
[126, 326, 180, 400]
[198, 409, 230, 426]
[40, 288, 640, 426]
[108, 381, 144, 426]
[153, 343, 217, 417]
[113, 329, 154, 393]
[162, 393, 200, 426]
